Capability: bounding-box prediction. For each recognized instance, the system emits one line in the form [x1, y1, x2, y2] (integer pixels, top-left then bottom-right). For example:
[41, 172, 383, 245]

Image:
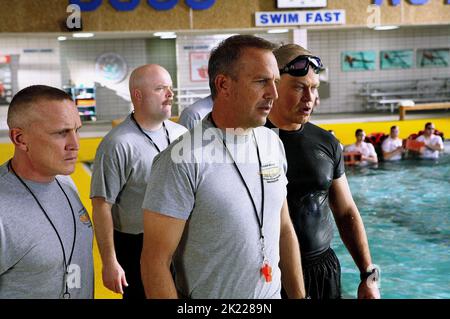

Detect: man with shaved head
[266, 44, 380, 299]
[0, 85, 94, 298]
[90, 64, 187, 299]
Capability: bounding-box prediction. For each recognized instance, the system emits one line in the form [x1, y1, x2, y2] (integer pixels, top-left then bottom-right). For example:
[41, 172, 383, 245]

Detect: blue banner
[109, 0, 141, 11]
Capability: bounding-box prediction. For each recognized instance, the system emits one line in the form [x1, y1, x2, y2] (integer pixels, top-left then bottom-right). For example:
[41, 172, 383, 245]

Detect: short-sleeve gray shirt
[178, 95, 213, 130]
[142, 117, 288, 299]
[90, 115, 188, 234]
[0, 162, 94, 299]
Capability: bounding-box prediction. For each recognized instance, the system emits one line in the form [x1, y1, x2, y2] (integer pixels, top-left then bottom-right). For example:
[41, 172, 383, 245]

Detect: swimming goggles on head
[279, 55, 324, 77]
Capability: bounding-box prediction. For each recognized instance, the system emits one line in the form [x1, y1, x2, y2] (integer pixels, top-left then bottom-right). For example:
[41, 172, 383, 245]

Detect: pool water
[331, 154, 450, 299]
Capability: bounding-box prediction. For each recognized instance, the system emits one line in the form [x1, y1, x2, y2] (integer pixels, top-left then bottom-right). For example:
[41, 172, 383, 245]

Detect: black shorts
[302, 247, 342, 299]
[114, 230, 146, 299]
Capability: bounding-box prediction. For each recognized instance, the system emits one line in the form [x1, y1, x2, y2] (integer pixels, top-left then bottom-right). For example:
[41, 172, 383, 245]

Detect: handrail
[354, 77, 450, 85]
[360, 89, 450, 97]
[370, 97, 450, 104]
[356, 77, 450, 111]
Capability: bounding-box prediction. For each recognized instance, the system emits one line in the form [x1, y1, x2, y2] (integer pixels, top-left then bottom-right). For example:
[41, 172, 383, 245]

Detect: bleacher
[356, 77, 450, 113]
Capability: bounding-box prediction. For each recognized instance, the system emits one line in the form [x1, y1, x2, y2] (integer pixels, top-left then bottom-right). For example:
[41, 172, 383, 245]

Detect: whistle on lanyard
[261, 263, 272, 283]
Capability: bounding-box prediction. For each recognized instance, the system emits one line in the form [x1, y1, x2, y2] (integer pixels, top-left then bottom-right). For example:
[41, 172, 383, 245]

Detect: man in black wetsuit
[266, 44, 380, 299]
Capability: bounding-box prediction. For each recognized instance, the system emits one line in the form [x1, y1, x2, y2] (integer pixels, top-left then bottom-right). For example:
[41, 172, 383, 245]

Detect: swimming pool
[332, 153, 450, 299]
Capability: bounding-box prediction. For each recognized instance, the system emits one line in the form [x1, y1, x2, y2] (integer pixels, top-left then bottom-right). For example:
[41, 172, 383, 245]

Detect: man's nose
[301, 87, 314, 103]
[66, 130, 80, 151]
[166, 87, 174, 98]
[264, 80, 278, 100]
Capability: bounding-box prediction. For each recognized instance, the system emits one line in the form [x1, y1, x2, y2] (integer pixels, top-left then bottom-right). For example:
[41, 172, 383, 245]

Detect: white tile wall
[1, 25, 448, 125]
[0, 36, 61, 129]
[60, 39, 147, 121]
[308, 25, 450, 113]
[0, 106, 8, 130]
[0, 36, 61, 90]
[176, 32, 292, 90]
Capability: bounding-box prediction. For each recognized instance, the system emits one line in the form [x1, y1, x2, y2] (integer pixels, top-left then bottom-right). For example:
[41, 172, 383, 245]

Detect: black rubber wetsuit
[266, 120, 345, 298]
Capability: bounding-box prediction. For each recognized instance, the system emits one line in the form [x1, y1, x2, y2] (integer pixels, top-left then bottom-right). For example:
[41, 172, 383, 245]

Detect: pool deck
[1, 109, 449, 155]
[1, 110, 449, 142]
[1, 110, 448, 299]
[311, 110, 449, 124]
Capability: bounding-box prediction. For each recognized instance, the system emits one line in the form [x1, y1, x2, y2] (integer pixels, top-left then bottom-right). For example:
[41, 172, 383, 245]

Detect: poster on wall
[0, 55, 13, 106]
[416, 48, 449, 68]
[380, 50, 414, 70]
[341, 51, 376, 71]
[190, 52, 209, 82]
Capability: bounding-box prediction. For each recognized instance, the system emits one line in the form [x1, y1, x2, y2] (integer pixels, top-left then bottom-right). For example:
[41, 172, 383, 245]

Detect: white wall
[0, 36, 61, 130]
[176, 31, 292, 90]
[60, 38, 147, 121]
[308, 25, 450, 113]
[0, 37, 61, 90]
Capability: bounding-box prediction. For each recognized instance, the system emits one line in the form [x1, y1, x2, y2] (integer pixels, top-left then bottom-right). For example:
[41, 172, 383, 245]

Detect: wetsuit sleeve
[333, 140, 345, 180]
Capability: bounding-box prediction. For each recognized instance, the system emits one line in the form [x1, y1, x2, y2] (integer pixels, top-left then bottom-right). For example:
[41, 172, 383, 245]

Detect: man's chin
[254, 116, 268, 128]
[297, 114, 311, 125]
[162, 109, 172, 120]
[61, 165, 76, 176]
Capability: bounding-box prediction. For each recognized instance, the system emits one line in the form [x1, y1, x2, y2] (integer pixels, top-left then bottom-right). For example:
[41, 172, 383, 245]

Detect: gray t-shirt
[90, 115, 187, 234]
[178, 95, 213, 130]
[142, 117, 288, 299]
[0, 162, 94, 299]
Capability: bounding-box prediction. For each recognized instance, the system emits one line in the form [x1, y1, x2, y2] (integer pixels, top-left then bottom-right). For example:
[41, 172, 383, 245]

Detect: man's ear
[133, 88, 142, 101]
[9, 128, 28, 151]
[214, 74, 232, 98]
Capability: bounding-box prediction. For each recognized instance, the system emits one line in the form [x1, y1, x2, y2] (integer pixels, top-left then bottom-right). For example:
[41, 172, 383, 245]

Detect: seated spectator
[382, 125, 404, 161]
[416, 122, 444, 159]
[345, 129, 378, 166]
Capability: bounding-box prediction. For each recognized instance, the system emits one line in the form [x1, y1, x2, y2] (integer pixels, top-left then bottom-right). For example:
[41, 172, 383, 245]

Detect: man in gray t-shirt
[0, 85, 93, 299]
[178, 95, 213, 130]
[141, 35, 306, 299]
[90, 64, 187, 299]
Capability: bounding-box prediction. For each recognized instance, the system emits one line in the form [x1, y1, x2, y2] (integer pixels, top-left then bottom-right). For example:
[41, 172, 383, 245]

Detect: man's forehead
[33, 99, 78, 119]
[289, 75, 320, 86]
[146, 74, 172, 87]
[35, 98, 74, 106]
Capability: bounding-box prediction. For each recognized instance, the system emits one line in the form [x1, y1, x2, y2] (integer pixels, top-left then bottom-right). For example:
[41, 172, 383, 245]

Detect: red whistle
[261, 263, 272, 283]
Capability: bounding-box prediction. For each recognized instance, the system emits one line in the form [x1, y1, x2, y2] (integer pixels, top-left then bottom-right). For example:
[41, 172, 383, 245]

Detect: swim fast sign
[255, 10, 345, 26]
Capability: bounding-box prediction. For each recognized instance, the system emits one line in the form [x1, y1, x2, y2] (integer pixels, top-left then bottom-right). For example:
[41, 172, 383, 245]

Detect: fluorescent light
[57, 36, 67, 41]
[72, 33, 94, 38]
[153, 32, 175, 37]
[373, 25, 399, 31]
[212, 33, 239, 40]
[267, 28, 289, 34]
[160, 34, 177, 39]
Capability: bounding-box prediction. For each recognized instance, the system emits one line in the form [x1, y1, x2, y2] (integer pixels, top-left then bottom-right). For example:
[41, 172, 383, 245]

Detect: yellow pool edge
[1, 115, 449, 299]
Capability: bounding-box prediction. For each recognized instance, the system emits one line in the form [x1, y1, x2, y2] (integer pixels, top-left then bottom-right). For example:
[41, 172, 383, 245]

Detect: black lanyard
[8, 160, 77, 299]
[208, 115, 265, 244]
[130, 112, 170, 153]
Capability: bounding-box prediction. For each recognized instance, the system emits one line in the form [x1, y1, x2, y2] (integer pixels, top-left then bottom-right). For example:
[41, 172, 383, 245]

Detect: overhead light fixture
[153, 32, 175, 37]
[267, 28, 289, 34]
[212, 33, 239, 40]
[57, 36, 67, 41]
[373, 25, 399, 31]
[160, 34, 177, 39]
[72, 33, 94, 38]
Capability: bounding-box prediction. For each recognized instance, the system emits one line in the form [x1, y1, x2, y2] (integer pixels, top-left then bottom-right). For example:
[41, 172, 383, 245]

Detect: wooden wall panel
[0, 0, 448, 33]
